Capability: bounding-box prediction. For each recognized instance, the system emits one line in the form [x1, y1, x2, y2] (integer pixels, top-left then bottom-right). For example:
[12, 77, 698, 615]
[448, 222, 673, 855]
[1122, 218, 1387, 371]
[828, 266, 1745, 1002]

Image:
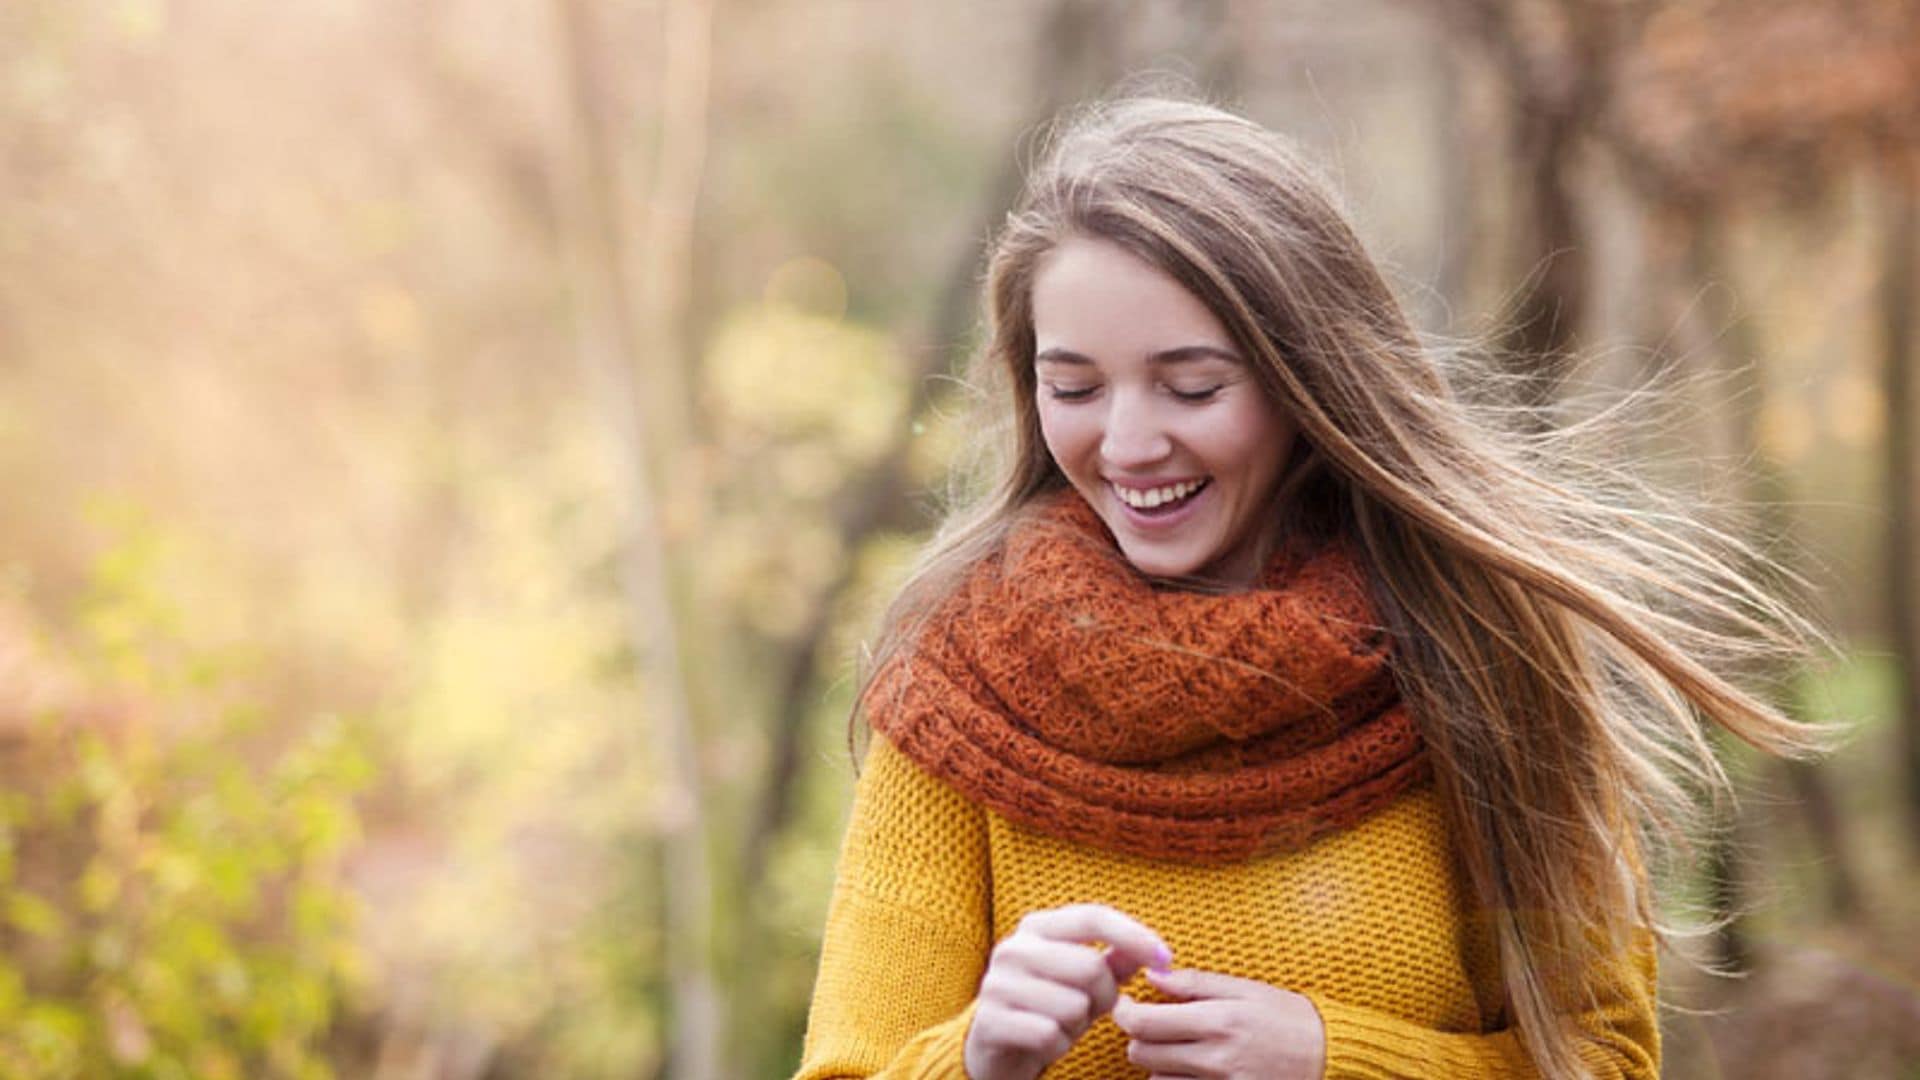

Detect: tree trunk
[550, 0, 722, 1077]
[1883, 150, 1920, 862]
[739, 0, 1138, 898]
[1646, 208, 1755, 970]
[1431, 41, 1480, 329]
[1499, 101, 1587, 415]
[1687, 211, 1865, 939]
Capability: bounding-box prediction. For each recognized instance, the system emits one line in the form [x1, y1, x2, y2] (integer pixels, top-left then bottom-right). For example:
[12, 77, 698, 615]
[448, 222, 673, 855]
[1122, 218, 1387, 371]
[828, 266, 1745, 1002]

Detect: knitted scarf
[865, 489, 1429, 864]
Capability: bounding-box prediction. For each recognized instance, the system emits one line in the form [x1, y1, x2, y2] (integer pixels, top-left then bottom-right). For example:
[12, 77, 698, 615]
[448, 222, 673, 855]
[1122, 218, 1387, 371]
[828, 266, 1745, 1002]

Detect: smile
[1110, 477, 1211, 513]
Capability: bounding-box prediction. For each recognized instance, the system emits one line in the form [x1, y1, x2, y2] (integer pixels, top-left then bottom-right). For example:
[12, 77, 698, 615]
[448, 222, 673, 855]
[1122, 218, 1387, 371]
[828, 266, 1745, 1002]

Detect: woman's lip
[1106, 476, 1208, 491]
[1109, 478, 1209, 530]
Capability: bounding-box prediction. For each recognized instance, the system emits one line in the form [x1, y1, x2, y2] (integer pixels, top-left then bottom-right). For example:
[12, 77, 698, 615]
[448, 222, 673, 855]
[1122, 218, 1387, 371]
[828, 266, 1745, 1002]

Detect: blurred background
[0, 0, 1916, 1076]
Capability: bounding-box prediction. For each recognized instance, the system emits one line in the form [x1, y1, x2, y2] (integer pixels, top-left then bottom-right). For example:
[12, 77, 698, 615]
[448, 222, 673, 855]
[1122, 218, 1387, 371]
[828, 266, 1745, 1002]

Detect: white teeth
[1113, 479, 1205, 509]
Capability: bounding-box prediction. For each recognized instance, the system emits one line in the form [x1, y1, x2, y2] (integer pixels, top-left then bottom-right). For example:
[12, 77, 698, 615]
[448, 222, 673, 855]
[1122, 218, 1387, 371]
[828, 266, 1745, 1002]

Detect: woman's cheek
[1038, 404, 1092, 466]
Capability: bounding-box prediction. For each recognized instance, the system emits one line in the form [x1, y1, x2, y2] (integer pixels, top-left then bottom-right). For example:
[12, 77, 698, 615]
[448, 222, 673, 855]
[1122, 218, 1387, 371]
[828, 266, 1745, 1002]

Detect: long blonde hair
[854, 94, 1830, 1076]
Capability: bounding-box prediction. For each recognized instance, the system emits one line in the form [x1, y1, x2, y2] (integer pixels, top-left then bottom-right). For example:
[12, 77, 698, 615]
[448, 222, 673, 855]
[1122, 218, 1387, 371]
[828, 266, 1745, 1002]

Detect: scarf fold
[866, 489, 1429, 864]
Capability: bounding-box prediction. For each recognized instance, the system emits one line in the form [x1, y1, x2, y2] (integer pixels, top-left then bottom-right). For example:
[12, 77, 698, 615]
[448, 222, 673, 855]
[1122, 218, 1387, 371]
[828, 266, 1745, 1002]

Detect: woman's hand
[1112, 966, 1327, 1080]
[962, 903, 1173, 1080]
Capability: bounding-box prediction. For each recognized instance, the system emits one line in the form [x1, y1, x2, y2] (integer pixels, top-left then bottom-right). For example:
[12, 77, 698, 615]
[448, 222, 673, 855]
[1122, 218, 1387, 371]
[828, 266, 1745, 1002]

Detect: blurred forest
[1, 0, 1917, 1077]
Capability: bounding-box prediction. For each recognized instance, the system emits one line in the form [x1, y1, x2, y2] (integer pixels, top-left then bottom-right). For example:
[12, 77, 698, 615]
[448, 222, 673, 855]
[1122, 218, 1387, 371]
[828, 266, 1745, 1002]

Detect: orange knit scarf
[866, 489, 1429, 864]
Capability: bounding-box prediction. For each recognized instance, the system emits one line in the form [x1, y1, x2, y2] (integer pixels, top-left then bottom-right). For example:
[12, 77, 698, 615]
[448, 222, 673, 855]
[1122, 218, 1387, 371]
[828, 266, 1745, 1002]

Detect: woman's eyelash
[1044, 385, 1225, 402]
[1172, 386, 1223, 402]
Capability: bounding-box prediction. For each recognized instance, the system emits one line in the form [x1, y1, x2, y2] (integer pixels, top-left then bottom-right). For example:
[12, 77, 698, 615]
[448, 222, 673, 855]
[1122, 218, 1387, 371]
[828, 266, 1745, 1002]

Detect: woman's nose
[1099, 392, 1173, 468]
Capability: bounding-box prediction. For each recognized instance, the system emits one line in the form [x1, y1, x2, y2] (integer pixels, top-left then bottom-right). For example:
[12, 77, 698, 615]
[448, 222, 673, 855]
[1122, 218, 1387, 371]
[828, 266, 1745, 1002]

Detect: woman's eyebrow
[1034, 345, 1244, 366]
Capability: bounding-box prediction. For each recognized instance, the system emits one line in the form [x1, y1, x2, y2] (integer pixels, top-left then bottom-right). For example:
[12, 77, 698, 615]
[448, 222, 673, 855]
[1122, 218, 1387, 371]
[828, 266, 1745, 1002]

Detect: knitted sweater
[794, 733, 1659, 1079]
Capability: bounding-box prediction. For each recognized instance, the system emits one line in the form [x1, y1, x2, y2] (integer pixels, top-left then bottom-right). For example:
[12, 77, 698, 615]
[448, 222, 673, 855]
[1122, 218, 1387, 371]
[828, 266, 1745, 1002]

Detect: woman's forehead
[1031, 237, 1236, 359]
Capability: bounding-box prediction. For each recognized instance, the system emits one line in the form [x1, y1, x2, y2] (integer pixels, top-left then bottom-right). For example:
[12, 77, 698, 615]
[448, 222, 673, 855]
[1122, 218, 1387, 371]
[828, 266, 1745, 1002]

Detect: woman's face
[1031, 235, 1299, 585]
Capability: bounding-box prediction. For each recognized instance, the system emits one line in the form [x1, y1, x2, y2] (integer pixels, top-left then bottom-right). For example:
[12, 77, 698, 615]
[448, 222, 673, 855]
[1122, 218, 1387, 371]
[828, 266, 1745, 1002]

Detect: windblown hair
[853, 94, 1830, 1076]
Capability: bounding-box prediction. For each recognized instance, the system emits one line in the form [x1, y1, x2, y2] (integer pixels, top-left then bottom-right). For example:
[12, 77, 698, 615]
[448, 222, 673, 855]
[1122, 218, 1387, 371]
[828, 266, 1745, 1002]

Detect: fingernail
[1150, 946, 1173, 972]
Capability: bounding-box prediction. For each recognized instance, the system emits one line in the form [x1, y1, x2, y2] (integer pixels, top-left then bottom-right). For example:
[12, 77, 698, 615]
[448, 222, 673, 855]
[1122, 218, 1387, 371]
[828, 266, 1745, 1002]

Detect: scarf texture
[865, 489, 1429, 864]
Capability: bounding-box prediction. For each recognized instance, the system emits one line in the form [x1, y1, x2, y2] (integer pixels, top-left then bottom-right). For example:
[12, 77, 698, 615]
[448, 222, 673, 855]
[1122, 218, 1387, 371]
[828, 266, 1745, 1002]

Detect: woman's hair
[853, 93, 1830, 1075]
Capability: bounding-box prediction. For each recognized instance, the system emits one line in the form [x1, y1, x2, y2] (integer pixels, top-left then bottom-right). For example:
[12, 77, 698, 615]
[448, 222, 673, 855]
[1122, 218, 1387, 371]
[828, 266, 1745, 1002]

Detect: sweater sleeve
[1310, 928, 1659, 1079]
[793, 733, 993, 1080]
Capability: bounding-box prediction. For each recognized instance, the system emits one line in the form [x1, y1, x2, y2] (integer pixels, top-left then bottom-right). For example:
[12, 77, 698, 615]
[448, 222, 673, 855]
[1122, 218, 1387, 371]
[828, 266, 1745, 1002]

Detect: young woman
[792, 95, 1825, 1079]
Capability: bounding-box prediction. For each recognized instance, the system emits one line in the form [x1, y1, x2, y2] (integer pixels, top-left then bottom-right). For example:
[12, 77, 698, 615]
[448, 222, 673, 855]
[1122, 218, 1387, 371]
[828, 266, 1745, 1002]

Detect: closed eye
[1042, 383, 1225, 403]
[1171, 385, 1224, 403]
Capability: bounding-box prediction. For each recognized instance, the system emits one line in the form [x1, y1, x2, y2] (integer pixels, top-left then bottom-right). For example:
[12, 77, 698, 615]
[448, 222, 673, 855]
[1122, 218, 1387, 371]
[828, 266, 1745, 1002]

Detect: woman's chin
[1114, 542, 1202, 581]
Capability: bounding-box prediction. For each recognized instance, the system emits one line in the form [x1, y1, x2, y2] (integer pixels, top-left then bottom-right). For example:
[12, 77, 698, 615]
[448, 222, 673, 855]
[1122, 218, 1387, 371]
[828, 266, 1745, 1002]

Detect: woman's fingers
[991, 937, 1118, 1018]
[1018, 903, 1173, 977]
[1116, 978, 1328, 1080]
[984, 973, 1094, 1033]
[1005, 902, 1166, 1016]
[1125, 1032, 1216, 1075]
[1142, 965, 1257, 1001]
[1112, 994, 1219, 1042]
[974, 999, 1074, 1061]
[965, 904, 1173, 1078]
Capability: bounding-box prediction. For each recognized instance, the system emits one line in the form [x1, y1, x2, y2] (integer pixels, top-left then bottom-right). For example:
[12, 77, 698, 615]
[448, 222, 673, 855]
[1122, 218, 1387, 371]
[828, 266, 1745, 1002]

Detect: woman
[793, 95, 1825, 1079]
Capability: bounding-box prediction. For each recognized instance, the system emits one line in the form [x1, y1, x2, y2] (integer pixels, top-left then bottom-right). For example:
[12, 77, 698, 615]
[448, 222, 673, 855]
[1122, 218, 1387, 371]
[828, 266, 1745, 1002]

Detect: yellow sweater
[795, 734, 1659, 1079]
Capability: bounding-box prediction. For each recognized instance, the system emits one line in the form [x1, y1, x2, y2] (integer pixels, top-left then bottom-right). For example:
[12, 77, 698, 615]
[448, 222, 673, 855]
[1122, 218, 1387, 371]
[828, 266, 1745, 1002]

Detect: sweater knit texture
[794, 735, 1660, 1079]
[864, 489, 1428, 864]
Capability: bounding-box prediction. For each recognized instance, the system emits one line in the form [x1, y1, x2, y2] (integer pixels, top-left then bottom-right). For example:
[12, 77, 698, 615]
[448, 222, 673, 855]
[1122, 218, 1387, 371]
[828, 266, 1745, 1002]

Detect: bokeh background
[1, 0, 1917, 1077]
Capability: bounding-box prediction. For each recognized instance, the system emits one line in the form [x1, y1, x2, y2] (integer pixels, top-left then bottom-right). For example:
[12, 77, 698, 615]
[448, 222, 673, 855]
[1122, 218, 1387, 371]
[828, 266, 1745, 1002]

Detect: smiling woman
[793, 94, 1829, 1080]
[1031, 235, 1300, 585]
